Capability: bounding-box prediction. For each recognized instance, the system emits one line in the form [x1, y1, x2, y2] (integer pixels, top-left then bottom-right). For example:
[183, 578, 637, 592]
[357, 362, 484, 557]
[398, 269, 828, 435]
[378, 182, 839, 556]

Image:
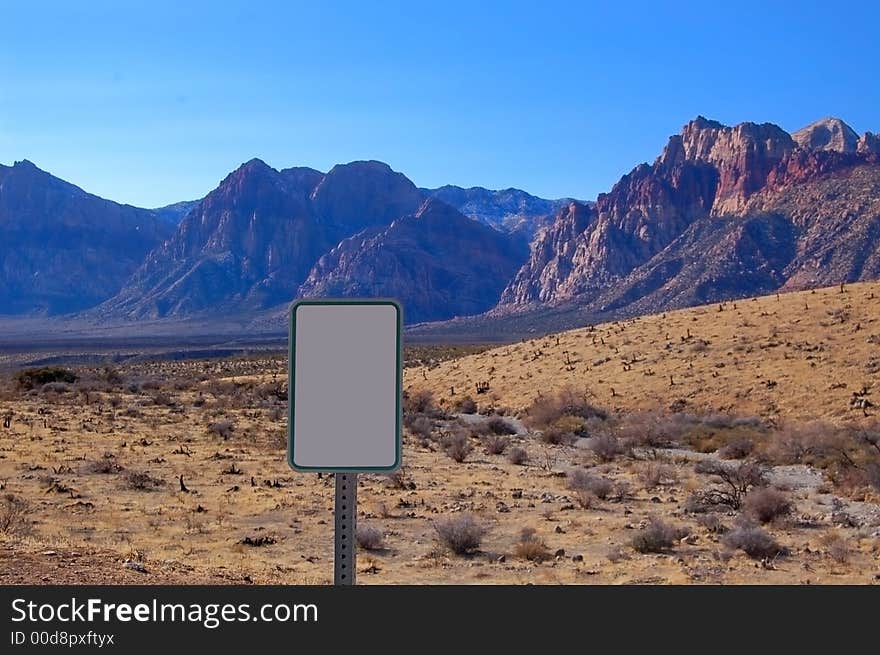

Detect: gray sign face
[288, 299, 402, 472]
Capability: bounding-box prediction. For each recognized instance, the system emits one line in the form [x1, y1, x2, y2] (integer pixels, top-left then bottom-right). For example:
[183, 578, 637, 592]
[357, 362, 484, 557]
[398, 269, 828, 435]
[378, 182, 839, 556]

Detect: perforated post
[334, 473, 357, 585]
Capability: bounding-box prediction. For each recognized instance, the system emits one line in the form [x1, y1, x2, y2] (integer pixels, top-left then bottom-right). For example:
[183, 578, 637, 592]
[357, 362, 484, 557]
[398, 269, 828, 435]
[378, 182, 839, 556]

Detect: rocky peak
[792, 117, 859, 153]
[857, 131, 880, 157]
[659, 118, 795, 214]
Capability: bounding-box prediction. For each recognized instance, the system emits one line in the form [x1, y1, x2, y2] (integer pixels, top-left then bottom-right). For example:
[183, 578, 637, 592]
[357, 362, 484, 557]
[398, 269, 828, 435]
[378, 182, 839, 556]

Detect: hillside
[407, 281, 880, 424]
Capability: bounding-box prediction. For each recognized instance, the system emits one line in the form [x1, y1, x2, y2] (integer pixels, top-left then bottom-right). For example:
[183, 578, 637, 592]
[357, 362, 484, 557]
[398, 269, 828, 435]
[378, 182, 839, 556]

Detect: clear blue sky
[1, 1, 878, 208]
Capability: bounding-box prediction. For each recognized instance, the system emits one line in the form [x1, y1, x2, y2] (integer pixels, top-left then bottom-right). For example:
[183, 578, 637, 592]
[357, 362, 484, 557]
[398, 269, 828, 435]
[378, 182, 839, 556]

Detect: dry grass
[2, 282, 880, 585]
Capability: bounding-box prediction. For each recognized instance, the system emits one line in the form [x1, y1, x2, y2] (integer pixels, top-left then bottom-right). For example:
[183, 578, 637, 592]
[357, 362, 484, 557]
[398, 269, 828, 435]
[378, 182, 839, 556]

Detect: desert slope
[407, 281, 880, 424]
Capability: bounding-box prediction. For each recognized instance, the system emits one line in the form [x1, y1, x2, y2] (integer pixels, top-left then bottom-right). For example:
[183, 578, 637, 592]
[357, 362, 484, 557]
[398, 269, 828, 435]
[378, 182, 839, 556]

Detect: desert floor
[1, 282, 879, 584]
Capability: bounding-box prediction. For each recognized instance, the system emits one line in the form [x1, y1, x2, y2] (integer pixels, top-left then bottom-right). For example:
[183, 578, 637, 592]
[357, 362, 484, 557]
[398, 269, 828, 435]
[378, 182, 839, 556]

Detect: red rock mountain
[498, 116, 880, 321]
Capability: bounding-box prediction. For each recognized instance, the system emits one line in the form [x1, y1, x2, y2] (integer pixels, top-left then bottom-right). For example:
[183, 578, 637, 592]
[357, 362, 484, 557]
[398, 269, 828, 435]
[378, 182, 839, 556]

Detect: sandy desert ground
[1, 282, 879, 584]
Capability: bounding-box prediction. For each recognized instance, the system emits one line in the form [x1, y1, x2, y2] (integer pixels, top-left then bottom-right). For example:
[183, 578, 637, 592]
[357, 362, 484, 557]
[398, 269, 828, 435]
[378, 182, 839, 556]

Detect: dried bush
[525, 386, 606, 430]
[207, 419, 235, 440]
[722, 522, 785, 559]
[455, 396, 478, 414]
[590, 433, 623, 462]
[743, 487, 792, 524]
[695, 513, 727, 534]
[443, 433, 473, 463]
[434, 514, 486, 555]
[384, 468, 412, 490]
[615, 411, 689, 450]
[483, 435, 509, 455]
[123, 470, 165, 491]
[539, 426, 577, 446]
[764, 422, 835, 465]
[485, 417, 517, 435]
[403, 389, 446, 418]
[637, 462, 678, 490]
[83, 453, 124, 475]
[15, 367, 77, 390]
[718, 438, 754, 460]
[692, 459, 767, 510]
[573, 489, 597, 509]
[405, 415, 433, 440]
[0, 494, 31, 536]
[821, 533, 851, 563]
[701, 414, 764, 430]
[567, 469, 613, 500]
[513, 528, 551, 562]
[507, 446, 528, 465]
[355, 525, 384, 551]
[631, 517, 681, 553]
[151, 391, 175, 406]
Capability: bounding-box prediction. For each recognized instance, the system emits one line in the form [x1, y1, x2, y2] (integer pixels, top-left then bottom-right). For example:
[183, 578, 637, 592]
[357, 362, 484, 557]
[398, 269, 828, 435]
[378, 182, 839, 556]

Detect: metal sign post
[334, 473, 357, 585]
[288, 299, 402, 586]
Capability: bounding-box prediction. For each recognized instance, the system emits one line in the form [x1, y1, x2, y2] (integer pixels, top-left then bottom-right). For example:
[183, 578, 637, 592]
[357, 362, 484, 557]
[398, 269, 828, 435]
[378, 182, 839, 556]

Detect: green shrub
[15, 367, 77, 390]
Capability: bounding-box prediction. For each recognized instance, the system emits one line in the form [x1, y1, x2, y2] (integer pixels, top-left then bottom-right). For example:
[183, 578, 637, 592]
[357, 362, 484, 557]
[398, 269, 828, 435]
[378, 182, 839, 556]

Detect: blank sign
[288, 299, 402, 472]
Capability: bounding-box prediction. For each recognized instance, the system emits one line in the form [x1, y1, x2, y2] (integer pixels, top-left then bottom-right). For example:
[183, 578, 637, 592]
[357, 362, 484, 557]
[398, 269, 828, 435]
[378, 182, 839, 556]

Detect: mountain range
[1, 115, 878, 335]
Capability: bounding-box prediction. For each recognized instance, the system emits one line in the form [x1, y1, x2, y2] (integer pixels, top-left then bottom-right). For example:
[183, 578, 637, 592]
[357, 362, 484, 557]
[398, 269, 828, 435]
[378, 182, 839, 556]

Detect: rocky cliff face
[297, 198, 528, 323]
[498, 116, 880, 317]
[98, 160, 529, 323]
[99, 160, 426, 319]
[0, 160, 174, 315]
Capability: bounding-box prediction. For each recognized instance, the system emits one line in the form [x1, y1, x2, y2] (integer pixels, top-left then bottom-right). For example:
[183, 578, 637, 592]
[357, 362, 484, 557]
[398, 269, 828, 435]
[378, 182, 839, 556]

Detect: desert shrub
[384, 468, 412, 490]
[615, 411, 690, 450]
[637, 462, 678, 490]
[0, 494, 31, 536]
[16, 367, 77, 390]
[590, 433, 623, 462]
[573, 489, 597, 509]
[718, 438, 754, 460]
[403, 389, 446, 418]
[702, 414, 764, 430]
[539, 426, 577, 446]
[631, 517, 681, 553]
[567, 469, 613, 500]
[152, 391, 175, 406]
[507, 446, 528, 465]
[695, 513, 727, 534]
[483, 435, 509, 455]
[485, 416, 517, 435]
[455, 396, 478, 413]
[525, 386, 606, 430]
[207, 419, 235, 440]
[123, 470, 165, 491]
[764, 421, 835, 465]
[434, 514, 486, 555]
[355, 525, 384, 551]
[821, 532, 851, 563]
[405, 415, 433, 440]
[83, 454, 124, 474]
[743, 487, 792, 524]
[443, 433, 473, 463]
[692, 459, 767, 510]
[513, 527, 551, 561]
[722, 522, 785, 559]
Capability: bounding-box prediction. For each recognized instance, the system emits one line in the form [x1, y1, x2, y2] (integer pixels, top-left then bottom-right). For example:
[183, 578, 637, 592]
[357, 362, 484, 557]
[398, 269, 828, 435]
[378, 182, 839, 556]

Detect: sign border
[287, 298, 402, 473]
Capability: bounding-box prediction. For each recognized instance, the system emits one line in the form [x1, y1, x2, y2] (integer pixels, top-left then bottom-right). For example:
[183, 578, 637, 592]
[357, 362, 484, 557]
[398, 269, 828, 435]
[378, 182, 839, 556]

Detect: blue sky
[1, 1, 878, 207]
